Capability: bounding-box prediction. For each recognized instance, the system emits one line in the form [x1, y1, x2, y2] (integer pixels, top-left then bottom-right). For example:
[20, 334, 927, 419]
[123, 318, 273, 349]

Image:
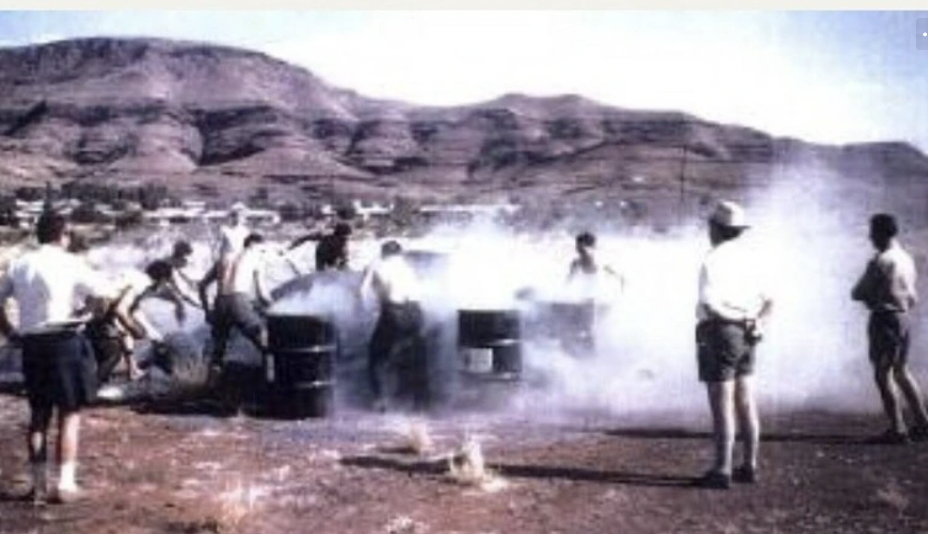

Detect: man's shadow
[603, 426, 872, 446]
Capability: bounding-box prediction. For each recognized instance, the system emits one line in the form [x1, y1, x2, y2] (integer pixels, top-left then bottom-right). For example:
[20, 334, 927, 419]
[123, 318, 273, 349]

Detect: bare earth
[1, 383, 927, 534]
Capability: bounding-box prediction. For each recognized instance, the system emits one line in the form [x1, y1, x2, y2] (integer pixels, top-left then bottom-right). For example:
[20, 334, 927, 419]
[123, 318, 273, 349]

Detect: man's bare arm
[0, 305, 19, 343]
[198, 261, 220, 317]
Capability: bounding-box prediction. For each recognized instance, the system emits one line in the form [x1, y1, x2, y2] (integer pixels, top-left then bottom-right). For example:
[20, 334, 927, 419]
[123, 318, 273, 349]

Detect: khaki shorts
[868, 312, 910, 368]
[696, 320, 756, 382]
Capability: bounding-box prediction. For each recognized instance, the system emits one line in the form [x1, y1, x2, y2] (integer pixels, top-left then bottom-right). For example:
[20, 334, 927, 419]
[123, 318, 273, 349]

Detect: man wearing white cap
[694, 200, 774, 489]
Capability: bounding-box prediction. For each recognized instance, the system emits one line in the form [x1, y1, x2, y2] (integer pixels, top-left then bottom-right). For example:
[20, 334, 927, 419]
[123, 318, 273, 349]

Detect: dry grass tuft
[447, 435, 508, 493]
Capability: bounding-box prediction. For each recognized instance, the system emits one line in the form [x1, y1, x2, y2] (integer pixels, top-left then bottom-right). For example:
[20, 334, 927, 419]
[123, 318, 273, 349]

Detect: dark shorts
[696, 320, 756, 382]
[868, 312, 910, 368]
[368, 301, 425, 398]
[370, 302, 424, 360]
[21, 331, 97, 413]
[213, 293, 264, 343]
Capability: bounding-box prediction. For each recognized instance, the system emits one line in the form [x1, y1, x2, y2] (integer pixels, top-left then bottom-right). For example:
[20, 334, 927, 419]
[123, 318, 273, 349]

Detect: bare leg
[735, 376, 760, 469]
[28, 406, 53, 494]
[28, 407, 53, 464]
[56, 410, 81, 491]
[706, 380, 735, 474]
[874, 365, 906, 433]
[893, 365, 928, 429]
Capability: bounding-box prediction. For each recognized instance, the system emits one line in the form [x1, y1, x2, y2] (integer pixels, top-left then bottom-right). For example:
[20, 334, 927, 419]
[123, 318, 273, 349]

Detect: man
[80, 290, 146, 385]
[198, 233, 271, 375]
[218, 202, 250, 261]
[289, 221, 352, 272]
[167, 240, 198, 294]
[851, 213, 928, 444]
[0, 212, 117, 503]
[694, 200, 773, 489]
[360, 240, 425, 411]
[567, 231, 624, 290]
[132, 240, 200, 326]
[564, 231, 624, 356]
[147, 240, 200, 307]
[69, 235, 166, 385]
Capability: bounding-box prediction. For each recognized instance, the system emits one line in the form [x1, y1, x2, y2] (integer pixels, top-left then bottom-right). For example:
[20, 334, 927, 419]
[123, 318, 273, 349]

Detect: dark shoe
[867, 429, 910, 445]
[17, 487, 47, 506]
[909, 426, 928, 442]
[692, 470, 731, 490]
[732, 465, 757, 484]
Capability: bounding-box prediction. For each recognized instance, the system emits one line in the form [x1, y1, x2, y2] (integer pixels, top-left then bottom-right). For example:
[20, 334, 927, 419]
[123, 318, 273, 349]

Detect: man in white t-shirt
[359, 240, 425, 411]
[0, 212, 117, 504]
[693, 201, 773, 490]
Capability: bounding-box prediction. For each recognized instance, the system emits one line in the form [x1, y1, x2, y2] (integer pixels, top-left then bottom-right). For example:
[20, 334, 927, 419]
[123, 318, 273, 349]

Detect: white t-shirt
[0, 244, 116, 333]
[697, 237, 772, 322]
[363, 255, 420, 305]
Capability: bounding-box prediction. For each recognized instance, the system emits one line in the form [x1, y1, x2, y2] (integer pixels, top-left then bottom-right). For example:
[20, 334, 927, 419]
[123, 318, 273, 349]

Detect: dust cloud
[75, 158, 915, 423]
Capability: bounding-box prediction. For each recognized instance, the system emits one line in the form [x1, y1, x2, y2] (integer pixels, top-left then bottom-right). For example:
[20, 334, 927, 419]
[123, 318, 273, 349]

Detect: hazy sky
[1, 11, 927, 150]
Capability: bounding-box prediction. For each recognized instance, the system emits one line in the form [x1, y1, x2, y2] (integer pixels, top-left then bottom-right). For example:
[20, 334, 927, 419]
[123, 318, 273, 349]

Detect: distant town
[0, 181, 524, 239]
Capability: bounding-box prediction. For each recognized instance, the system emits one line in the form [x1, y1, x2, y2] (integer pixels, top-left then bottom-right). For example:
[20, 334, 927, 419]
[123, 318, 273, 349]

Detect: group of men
[0, 205, 285, 504]
[1, 197, 927, 504]
[692, 201, 928, 490]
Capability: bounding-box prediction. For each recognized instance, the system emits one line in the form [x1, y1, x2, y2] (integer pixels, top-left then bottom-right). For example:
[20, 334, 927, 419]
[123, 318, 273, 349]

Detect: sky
[0, 11, 927, 150]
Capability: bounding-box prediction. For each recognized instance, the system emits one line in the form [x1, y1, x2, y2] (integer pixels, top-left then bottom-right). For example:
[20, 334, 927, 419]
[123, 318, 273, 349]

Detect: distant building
[420, 203, 520, 217]
[142, 203, 281, 227]
[352, 199, 393, 221]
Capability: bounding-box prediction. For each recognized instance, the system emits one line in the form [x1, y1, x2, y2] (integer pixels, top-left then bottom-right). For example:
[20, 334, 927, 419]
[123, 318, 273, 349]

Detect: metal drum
[457, 309, 522, 380]
[265, 314, 337, 418]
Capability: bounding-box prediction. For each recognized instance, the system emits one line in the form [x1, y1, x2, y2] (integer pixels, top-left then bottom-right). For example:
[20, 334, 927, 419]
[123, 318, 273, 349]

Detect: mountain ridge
[0, 36, 924, 225]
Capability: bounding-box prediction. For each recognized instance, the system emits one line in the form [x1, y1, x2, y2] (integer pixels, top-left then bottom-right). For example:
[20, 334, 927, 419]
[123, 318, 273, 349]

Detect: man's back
[315, 234, 348, 271]
[698, 237, 771, 322]
[220, 246, 265, 298]
[2, 245, 110, 332]
[368, 255, 418, 305]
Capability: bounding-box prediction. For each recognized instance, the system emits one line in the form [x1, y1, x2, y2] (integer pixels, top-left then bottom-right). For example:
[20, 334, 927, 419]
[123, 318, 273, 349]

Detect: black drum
[265, 314, 337, 418]
[458, 309, 521, 380]
[267, 314, 336, 348]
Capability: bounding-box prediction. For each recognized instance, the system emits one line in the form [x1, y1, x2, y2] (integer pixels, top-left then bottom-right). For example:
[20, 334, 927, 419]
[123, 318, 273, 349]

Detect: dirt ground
[1, 380, 928, 534]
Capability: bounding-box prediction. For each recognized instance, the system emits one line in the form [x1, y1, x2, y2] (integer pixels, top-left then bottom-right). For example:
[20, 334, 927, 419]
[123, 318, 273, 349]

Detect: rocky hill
[0, 37, 926, 225]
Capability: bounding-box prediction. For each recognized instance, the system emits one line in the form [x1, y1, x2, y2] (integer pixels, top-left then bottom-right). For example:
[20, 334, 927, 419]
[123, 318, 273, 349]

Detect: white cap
[708, 200, 749, 229]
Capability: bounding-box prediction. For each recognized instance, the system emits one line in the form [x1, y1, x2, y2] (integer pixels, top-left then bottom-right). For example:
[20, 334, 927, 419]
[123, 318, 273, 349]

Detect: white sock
[31, 462, 47, 492]
[58, 461, 77, 491]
